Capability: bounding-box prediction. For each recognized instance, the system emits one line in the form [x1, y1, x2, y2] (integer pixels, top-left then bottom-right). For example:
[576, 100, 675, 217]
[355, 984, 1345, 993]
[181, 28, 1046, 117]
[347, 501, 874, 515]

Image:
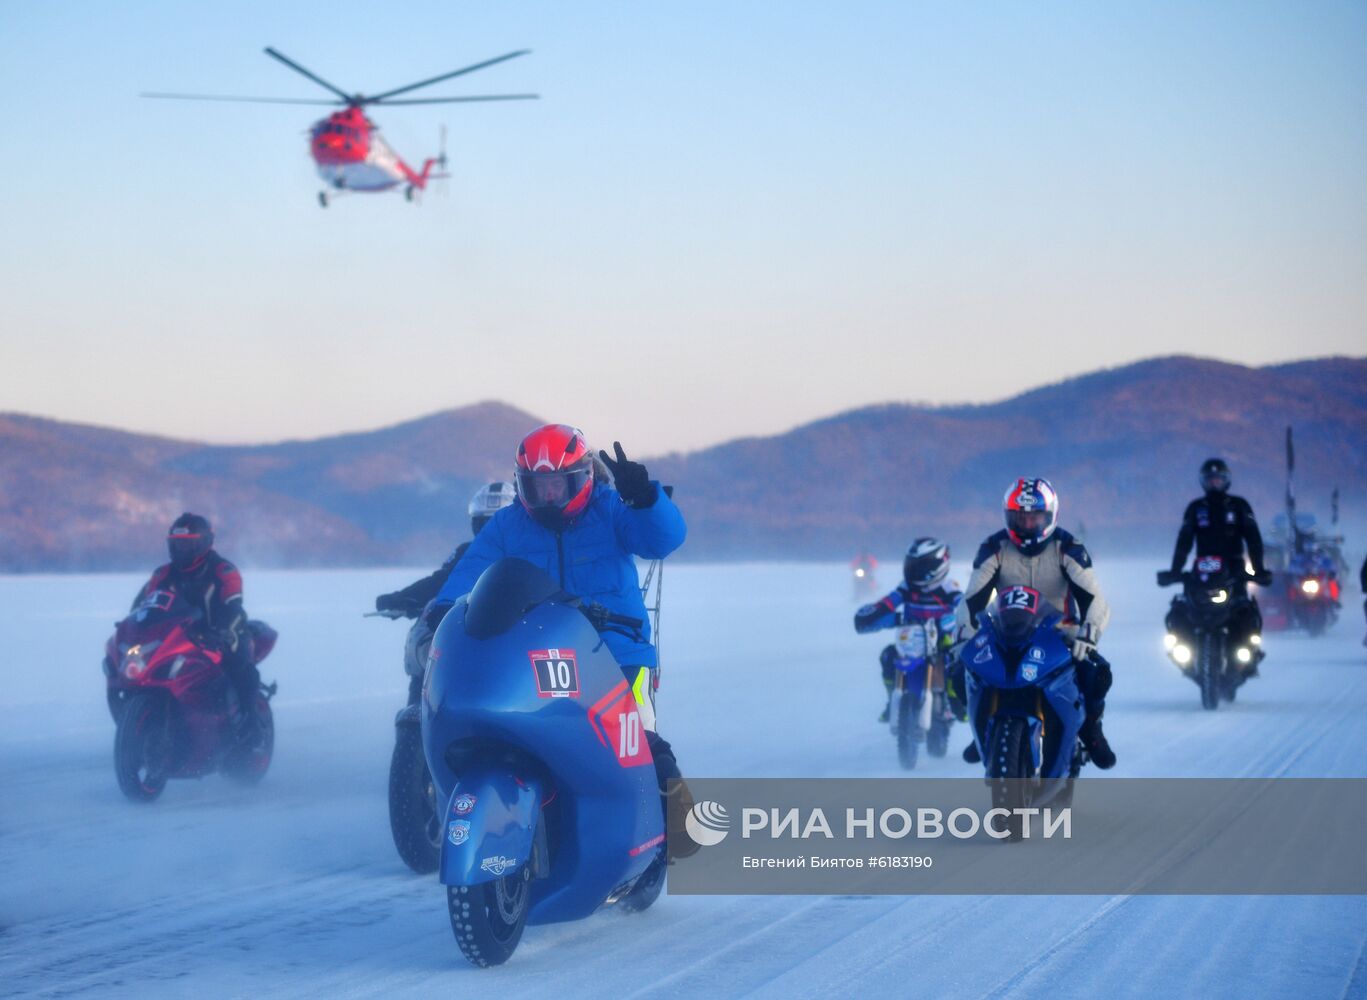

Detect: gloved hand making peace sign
[599, 441, 656, 509]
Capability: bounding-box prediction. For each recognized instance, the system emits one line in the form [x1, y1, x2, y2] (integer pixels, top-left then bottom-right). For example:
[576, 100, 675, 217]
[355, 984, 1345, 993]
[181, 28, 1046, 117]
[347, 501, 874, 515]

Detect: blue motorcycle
[883, 622, 953, 769]
[963, 586, 1085, 836]
[422, 559, 665, 967]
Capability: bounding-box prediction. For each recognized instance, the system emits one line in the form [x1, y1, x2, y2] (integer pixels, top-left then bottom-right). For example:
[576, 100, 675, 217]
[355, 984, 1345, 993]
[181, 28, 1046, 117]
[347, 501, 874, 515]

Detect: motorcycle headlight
[1250, 634, 1262, 646]
[1163, 633, 1178, 651]
[855, 568, 865, 578]
[1211, 590, 1228, 604]
[1235, 647, 1252, 664]
[121, 640, 160, 679]
[1172, 644, 1192, 666]
[1300, 578, 1320, 595]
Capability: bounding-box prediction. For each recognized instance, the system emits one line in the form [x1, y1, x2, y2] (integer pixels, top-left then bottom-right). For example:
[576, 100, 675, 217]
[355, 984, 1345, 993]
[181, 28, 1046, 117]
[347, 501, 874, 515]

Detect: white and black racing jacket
[953, 529, 1110, 642]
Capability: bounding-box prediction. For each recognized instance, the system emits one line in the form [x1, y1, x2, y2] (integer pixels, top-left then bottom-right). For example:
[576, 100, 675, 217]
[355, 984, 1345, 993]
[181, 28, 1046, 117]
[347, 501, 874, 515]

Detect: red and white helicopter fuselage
[142, 47, 535, 208]
[310, 107, 439, 199]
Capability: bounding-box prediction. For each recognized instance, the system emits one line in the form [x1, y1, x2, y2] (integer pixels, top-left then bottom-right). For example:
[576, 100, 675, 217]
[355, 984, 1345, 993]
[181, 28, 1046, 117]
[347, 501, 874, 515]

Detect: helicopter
[143, 48, 537, 207]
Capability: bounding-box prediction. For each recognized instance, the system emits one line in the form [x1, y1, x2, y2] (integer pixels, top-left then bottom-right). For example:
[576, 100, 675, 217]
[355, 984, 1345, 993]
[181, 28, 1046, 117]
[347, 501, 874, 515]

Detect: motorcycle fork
[144, 698, 177, 781]
[987, 690, 1042, 720]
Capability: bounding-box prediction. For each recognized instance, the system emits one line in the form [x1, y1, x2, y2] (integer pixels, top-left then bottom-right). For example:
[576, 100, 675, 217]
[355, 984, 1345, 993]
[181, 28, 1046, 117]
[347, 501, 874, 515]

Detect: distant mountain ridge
[2, 357, 1363, 570]
[649, 355, 1367, 559]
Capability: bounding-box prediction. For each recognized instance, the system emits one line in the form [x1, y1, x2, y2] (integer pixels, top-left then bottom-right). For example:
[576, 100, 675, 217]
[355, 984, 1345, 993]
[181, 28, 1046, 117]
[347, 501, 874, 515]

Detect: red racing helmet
[515, 424, 595, 529]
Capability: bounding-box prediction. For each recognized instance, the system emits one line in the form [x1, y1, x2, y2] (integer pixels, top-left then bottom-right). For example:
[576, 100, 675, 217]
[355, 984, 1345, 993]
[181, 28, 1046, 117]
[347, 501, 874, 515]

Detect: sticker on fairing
[529, 648, 580, 698]
[999, 586, 1040, 613]
[452, 793, 476, 816]
[133, 589, 176, 621]
[448, 820, 470, 846]
[480, 856, 517, 876]
[587, 681, 653, 768]
[1196, 555, 1224, 574]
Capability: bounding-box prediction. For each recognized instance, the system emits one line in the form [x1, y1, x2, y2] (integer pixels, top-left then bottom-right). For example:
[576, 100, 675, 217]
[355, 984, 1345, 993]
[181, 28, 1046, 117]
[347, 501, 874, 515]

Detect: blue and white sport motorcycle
[422, 559, 665, 967]
[963, 586, 1086, 836]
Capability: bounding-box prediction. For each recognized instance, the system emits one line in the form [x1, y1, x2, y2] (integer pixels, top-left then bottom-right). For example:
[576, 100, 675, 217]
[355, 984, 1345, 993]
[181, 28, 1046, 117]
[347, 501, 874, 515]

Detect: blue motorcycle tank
[422, 559, 663, 924]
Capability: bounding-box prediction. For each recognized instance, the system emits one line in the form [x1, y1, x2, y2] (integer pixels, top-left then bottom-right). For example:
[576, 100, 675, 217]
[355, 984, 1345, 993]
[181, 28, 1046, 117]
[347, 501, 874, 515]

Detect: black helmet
[1200, 458, 1231, 494]
[167, 512, 213, 571]
[903, 537, 950, 589]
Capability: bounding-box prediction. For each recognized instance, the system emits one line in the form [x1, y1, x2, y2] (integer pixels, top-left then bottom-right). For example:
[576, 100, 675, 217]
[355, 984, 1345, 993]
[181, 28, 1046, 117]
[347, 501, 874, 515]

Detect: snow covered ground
[2, 560, 1365, 999]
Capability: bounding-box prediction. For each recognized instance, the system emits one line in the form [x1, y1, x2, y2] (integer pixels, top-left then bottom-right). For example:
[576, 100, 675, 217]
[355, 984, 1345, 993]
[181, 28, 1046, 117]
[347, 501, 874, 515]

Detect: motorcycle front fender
[439, 768, 544, 887]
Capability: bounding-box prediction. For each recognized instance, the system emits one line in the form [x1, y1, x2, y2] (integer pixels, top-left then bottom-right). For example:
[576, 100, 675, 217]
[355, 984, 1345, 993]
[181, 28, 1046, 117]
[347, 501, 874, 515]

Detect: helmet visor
[167, 534, 208, 565]
[516, 466, 592, 511]
[1201, 468, 1230, 492]
[904, 553, 946, 587]
[1006, 509, 1051, 541]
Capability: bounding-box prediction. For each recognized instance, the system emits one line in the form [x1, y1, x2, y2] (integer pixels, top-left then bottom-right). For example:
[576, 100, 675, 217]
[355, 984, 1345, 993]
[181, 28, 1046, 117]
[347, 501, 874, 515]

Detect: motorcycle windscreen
[464, 558, 566, 639]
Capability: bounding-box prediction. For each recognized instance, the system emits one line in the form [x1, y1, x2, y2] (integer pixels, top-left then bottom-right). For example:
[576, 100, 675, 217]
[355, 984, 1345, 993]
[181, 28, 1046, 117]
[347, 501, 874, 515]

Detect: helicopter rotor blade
[364, 50, 531, 104]
[372, 94, 539, 105]
[141, 92, 343, 105]
[263, 47, 354, 103]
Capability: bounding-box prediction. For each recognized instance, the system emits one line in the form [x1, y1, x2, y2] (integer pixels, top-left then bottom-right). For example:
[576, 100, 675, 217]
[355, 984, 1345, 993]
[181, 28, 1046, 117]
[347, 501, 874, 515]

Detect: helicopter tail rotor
[436, 124, 451, 198]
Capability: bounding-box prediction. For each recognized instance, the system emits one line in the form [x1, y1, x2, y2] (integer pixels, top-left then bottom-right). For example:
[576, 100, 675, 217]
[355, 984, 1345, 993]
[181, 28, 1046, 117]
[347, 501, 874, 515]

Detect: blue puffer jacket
[432, 483, 686, 667]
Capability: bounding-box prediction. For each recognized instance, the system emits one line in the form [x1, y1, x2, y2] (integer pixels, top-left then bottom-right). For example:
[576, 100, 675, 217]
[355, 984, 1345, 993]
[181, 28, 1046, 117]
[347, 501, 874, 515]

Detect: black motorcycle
[1158, 557, 1263, 710]
[368, 607, 442, 873]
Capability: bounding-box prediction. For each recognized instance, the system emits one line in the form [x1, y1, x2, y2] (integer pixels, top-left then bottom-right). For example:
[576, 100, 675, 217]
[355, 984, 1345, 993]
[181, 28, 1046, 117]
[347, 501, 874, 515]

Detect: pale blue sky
[1, 1, 1364, 454]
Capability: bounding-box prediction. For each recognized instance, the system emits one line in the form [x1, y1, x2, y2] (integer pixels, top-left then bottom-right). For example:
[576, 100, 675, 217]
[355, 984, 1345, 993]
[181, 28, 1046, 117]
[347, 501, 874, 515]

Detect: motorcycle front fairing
[108, 615, 233, 776]
[423, 563, 662, 925]
[964, 616, 1081, 780]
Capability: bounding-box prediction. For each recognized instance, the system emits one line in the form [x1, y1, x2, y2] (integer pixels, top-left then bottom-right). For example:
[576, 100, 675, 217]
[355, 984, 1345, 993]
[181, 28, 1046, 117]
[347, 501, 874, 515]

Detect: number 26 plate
[529, 649, 580, 698]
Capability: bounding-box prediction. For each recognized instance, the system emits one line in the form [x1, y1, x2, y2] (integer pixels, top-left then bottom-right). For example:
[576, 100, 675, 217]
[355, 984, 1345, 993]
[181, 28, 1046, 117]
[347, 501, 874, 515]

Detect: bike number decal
[601, 703, 651, 767]
[529, 648, 580, 698]
[999, 586, 1040, 613]
[587, 682, 654, 768]
[895, 624, 930, 659]
[133, 589, 176, 620]
[616, 711, 641, 758]
[1196, 555, 1224, 574]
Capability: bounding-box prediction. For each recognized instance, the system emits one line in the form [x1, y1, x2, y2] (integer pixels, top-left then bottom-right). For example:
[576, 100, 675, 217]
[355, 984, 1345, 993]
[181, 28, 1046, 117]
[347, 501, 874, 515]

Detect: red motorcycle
[104, 591, 278, 802]
[1285, 566, 1341, 636]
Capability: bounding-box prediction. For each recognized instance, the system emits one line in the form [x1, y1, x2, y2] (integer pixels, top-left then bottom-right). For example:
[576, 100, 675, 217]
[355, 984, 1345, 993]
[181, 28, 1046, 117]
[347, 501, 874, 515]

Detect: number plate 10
[529, 648, 580, 698]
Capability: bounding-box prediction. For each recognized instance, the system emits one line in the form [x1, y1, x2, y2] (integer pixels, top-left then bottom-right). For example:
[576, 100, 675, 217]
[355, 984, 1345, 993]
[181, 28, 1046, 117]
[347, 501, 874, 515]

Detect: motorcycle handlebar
[583, 602, 644, 631]
[1158, 568, 1263, 588]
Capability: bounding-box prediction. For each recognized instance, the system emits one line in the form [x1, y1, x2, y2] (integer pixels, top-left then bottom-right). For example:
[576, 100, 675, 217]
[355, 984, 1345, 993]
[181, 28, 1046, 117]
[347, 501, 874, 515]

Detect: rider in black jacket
[375, 483, 516, 703]
[375, 482, 517, 618]
[1167, 458, 1271, 659]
